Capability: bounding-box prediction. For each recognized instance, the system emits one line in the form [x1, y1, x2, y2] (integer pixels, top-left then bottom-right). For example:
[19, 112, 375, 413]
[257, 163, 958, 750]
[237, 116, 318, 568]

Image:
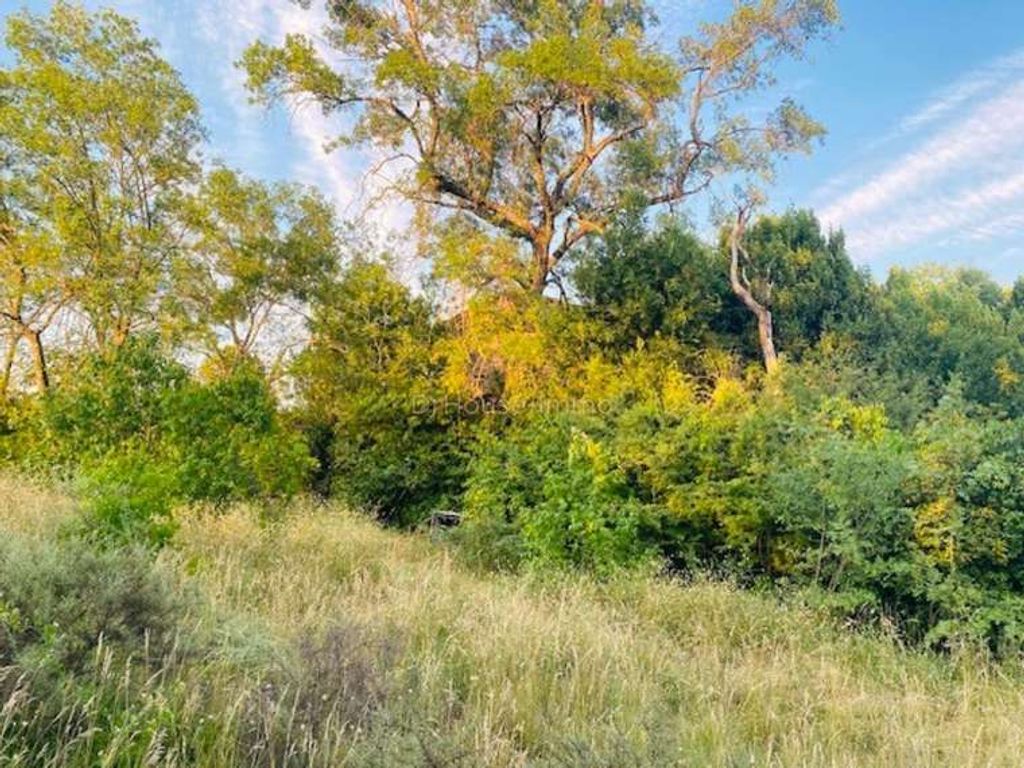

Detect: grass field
[4, 475, 1024, 767]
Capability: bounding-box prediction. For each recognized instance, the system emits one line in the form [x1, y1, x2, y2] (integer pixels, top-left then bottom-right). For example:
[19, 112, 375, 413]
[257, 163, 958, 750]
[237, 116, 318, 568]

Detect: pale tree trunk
[26, 329, 49, 392]
[0, 331, 17, 396]
[729, 207, 778, 373]
[753, 308, 778, 372]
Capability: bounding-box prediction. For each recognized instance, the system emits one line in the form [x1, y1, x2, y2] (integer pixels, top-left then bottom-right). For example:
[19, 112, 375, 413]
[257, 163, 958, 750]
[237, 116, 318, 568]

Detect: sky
[4, 0, 1024, 282]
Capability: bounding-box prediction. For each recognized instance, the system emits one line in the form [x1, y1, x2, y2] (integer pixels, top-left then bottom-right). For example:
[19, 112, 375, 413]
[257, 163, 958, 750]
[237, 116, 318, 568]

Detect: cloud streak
[895, 48, 1024, 136]
[844, 170, 1024, 253]
[193, 0, 415, 283]
[190, 1, 391, 217]
[820, 81, 1024, 230]
[817, 54, 1024, 261]
[944, 210, 1024, 246]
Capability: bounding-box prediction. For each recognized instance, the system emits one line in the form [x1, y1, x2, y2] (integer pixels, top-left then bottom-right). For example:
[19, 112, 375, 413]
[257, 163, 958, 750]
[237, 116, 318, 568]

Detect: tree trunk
[754, 306, 778, 372]
[531, 238, 550, 293]
[0, 331, 17, 396]
[26, 329, 49, 392]
[729, 209, 778, 373]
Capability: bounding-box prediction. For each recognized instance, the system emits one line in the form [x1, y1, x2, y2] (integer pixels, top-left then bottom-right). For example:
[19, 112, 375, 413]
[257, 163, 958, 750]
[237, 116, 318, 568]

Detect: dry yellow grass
[172, 501, 1024, 767]
[0, 471, 76, 538]
[5, 482, 1024, 766]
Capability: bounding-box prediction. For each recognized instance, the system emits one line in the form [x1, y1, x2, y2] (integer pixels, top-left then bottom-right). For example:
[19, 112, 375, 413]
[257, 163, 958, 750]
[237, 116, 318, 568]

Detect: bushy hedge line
[2, 337, 310, 546]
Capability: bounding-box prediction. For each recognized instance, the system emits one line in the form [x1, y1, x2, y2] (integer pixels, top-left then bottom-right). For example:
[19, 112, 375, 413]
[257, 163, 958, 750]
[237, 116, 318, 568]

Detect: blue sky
[4, 0, 1024, 282]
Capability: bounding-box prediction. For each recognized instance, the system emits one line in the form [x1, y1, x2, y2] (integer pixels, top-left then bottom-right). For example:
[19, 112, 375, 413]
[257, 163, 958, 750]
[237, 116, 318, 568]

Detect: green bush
[897, 387, 1024, 652]
[77, 449, 180, 548]
[323, 386, 467, 525]
[0, 533, 182, 673]
[525, 429, 657, 573]
[455, 375, 1024, 653]
[161, 361, 312, 504]
[765, 398, 919, 618]
[295, 260, 469, 525]
[26, 337, 188, 468]
[0, 527, 191, 765]
[4, 337, 311, 544]
[461, 412, 659, 574]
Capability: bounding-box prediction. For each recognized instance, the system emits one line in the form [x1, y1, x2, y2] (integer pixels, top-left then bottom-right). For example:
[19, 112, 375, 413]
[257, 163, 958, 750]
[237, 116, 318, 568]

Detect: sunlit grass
[0, 471, 76, 538]
[4, 482, 1024, 766]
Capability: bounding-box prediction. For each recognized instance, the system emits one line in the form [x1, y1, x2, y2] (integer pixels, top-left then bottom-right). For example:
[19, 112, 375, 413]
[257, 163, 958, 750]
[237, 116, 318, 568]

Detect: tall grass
[4, 481, 1024, 766]
[0, 472, 76, 538]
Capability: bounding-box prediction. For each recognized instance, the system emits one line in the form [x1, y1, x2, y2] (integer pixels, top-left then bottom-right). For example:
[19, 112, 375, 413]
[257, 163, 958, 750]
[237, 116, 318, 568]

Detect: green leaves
[240, 0, 836, 292]
[0, 1, 203, 352]
[461, 411, 657, 574]
[10, 337, 311, 546]
[241, 34, 350, 108]
[376, 47, 440, 91]
[296, 260, 465, 525]
[172, 166, 339, 361]
[573, 213, 739, 352]
[500, 31, 672, 96]
[767, 98, 827, 153]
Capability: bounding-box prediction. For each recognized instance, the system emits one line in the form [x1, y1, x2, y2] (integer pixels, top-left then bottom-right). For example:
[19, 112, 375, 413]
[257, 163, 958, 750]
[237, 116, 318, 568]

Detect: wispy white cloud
[850, 46, 1024, 163]
[895, 48, 1024, 136]
[813, 46, 1024, 264]
[195, 1, 324, 176]
[941, 210, 1024, 246]
[895, 78, 992, 136]
[192, 0, 407, 231]
[844, 170, 1024, 253]
[818, 76, 1024, 256]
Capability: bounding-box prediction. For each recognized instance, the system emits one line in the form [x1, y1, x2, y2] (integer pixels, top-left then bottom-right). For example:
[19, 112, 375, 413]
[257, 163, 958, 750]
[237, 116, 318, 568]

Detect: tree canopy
[0, 1, 204, 355]
[242, 0, 838, 292]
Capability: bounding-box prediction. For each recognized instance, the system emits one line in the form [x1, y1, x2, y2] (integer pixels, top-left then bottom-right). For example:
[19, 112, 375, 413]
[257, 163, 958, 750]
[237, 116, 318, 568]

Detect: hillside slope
[3, 476, 1024, 767]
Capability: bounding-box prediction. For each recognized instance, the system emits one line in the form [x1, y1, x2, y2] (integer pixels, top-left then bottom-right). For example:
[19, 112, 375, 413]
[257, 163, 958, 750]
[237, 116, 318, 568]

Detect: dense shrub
[897, 387, 1024, 652]
[295, 261, 468, 525]
[461, 412, 660, 573]
[0, 533, 181, 673]
[160, 361, 312, 504]
[29, 339, 188, 466]
[455, 365, 1024, 653]
[3, 337, 310, 544]
[573, 212, 746, 355]
[853, 267, 1024, 417]
[77, 448, 181, 547]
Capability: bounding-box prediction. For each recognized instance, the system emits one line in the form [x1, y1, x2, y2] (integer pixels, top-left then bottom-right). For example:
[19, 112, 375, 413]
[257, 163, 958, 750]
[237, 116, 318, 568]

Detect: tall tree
[242, 0, 837, 293]
[0, 2, 204, 353]
[727, 206, 870, 371]
[573, 209, 744, 353]
[0, 177, 63, 392]
[729, 202, 778, 371]
[172, 167, 339, 366]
